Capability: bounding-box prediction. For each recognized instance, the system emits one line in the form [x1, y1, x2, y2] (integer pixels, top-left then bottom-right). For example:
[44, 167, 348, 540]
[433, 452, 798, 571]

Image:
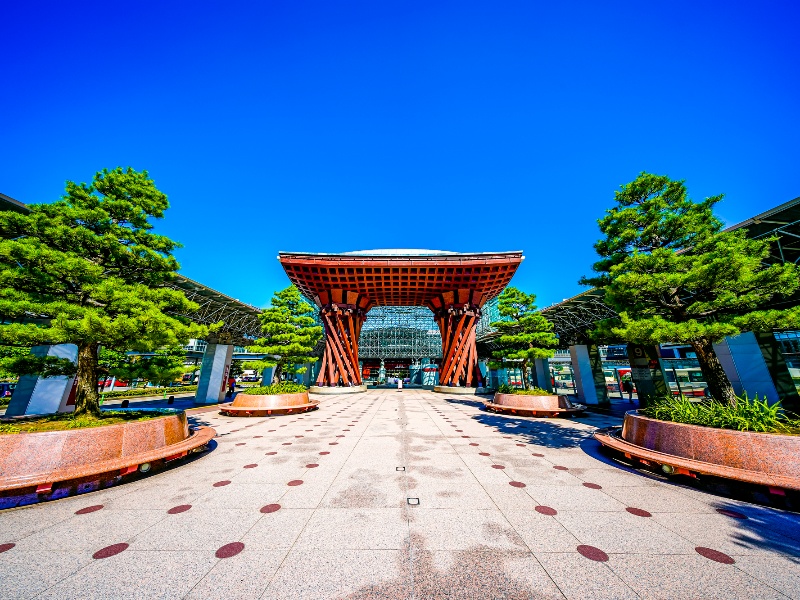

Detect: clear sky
[2, 1, 798, 309]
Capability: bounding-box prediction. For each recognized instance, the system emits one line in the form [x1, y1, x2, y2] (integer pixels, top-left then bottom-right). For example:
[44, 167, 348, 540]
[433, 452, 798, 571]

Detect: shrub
[238, 381, 307, 395]
[101, 385, 196, 399]
[641, 394, 800, 434]
[497, 383, 553, 396]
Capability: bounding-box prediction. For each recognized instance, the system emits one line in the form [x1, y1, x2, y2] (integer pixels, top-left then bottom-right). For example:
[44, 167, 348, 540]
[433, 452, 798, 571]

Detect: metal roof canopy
[278, 250, 524, 308]
[541, 196, 800, 344]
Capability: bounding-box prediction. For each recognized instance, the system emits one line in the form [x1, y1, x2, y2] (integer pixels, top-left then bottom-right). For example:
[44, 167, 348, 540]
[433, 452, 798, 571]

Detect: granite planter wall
[0, 410, 215, 507]
[484, 393, 586, 417]
[594, 410, 800, 491]
[220, 391, 318, 416]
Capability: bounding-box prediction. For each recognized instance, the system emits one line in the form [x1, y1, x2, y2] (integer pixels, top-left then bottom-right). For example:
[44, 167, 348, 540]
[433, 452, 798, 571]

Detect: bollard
[121, 399, 130, 408]
[168, 395, 175, 405]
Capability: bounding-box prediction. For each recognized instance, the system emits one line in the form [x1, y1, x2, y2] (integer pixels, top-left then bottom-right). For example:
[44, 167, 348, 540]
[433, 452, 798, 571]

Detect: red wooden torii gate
[278, 250, 523, 388]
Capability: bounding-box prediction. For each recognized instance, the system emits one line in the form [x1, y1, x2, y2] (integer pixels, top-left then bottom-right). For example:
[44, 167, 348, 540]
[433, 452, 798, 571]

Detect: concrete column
[195, 343, 233, 404]
[713, 331, 798, 409]
[569, 345, 609, 405]
[534, 358, 553, 392]
[5, 344, 78, 417]
[261, 365, 277, 385]
[627, 343, 668, 408]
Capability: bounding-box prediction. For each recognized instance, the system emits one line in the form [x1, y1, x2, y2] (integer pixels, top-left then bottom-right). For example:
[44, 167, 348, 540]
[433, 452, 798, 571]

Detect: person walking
[622, 379, 634, 402]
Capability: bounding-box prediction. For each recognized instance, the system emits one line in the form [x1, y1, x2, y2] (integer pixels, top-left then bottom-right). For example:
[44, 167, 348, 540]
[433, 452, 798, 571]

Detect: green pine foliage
[490, 287, 558, 390]
[0, 167, 206, 417]
[246, 285, 322, 383]
[583, 173, 800, 404]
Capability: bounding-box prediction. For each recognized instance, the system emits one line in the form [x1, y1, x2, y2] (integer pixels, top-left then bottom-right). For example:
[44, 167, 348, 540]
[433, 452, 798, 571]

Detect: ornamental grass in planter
[0, 409, 178, 435]
[641, 394, 800, 435]
[496, 384, 554, 396]
[236, 381, 308, 396]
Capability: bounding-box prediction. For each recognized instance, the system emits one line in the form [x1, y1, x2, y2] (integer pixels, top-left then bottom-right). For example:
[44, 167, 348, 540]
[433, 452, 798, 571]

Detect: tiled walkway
[2, 389, 800, 599]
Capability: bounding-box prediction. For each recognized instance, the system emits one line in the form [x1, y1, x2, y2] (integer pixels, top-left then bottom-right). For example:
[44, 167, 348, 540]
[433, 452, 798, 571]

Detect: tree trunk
[272, 363, 283, 385]
[73, 342, 101, 418]
[520, 362, 529, 390]
[690, 337, 738, 405]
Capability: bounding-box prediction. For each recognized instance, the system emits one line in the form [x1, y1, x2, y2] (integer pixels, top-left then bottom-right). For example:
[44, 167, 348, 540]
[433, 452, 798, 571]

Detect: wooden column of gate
[427, 289, 484, 388]
[314, 289, 371, 387]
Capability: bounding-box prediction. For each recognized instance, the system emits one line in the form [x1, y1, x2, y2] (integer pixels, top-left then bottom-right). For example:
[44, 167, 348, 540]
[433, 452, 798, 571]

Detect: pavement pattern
[1, 389, 800, 599]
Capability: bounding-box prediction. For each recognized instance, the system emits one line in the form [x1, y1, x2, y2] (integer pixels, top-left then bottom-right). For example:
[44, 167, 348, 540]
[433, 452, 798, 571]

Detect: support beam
[195, 343, 233, 404]
[5, 344, 78, 417]
[569, 344, 609, 406]
[428, 289, 484, 388]
[534, 358, 553, 392]
[314, 289, 370, 387]
[714, 332, 799, 410]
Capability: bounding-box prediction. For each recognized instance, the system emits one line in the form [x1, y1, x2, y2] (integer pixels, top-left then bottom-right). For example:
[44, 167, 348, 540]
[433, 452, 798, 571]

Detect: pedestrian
[622, 379, 634, 402]
[397, 377, 403, 391]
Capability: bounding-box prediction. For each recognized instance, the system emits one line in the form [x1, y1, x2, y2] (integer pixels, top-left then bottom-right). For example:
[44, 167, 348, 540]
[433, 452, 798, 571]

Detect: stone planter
[594, 410, 800, 491]
[0, 410, 215, 507]
[308, 385, 367, 394]
[219, 391, 318, 416]
[484, 393, 586, 417]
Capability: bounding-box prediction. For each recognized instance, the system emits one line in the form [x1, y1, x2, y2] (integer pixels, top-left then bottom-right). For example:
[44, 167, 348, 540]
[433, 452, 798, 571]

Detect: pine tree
[0, 167, 206, 417]
[490, 287, 558, 390]
[246, 285, 322, 383]
[583, 172, 800, 404]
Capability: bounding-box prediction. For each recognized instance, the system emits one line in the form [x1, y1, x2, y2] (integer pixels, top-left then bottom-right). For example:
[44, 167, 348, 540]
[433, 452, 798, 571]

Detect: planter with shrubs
[484, 384, 586, 418]
[220, 382, 318, 417]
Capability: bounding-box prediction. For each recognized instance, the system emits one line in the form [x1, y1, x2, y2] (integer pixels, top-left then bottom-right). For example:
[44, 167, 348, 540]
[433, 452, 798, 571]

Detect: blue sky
[2, 1, 798, 309]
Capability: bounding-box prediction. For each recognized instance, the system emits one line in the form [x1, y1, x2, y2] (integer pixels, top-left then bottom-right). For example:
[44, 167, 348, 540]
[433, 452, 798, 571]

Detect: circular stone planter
[308, 385, 367, 395]
[0, 410, 215, 508]
[484, 393, 586, 417]
[594, 410, 800, 491]
[433, 385, 477, 395]
[219, 391, 319, 416]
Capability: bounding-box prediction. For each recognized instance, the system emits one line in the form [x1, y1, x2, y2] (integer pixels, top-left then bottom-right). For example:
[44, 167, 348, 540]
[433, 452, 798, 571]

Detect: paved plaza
[1, 389, 800, 599]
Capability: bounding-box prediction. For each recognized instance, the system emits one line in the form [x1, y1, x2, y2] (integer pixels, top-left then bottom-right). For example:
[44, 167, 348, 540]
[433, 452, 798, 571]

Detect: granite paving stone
[2, 388, 799, 599]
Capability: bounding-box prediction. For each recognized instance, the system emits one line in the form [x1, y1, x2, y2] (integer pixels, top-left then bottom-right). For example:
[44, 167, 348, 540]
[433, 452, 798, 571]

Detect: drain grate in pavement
[407, 498, 420, 506]
[396, 466, 406, 471]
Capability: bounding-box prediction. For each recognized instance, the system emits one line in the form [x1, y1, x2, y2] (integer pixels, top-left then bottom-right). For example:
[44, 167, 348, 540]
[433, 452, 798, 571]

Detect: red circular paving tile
[717, 509, 748, 519]
[306, 463, 319, 468]
[329, 442, 339, 445]
[235, 443, 246, 446]
[260, 504, 281, 514]
[509, 481, 526, 488]
[243, 464, 258, 469]
[531, 453, 545, 457]
[479, 452, 491, 456]
[516, 443, 526, 447]
[287, 480, 304, 486]
[553, 465, 568, 471]
[75, 505, 104, 515]
[491, 464, 506, 469]
[93, 543, 129, 559]
[265, 451, 278, 455]
[577, 545, 608, 562]
[626, 507, 652, 517]
[253, 435, 263, 438]
[582, 482, 602, 489]
[295, 435, 304, 438]
[695, 546, 735, 564]
[319, 451, 330, 455]
[469, 443, 479, 446]
[213, 480, 231, 487]
[0, 543, 15, 553]
[456, 429, 463, 432]
[282, 442, 292, 446]
[215, 542, 245, 559]
[461, 436, 470, 438]
[168, 504, 192, 514]
[536, 505, 558, 516]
